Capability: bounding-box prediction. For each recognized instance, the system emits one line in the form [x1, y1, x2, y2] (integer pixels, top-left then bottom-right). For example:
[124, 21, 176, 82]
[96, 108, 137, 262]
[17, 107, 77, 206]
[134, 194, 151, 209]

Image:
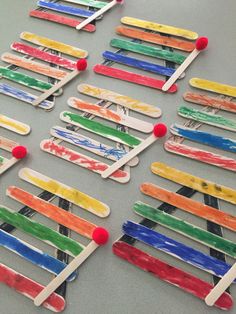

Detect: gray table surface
[0, 0, 235, 313]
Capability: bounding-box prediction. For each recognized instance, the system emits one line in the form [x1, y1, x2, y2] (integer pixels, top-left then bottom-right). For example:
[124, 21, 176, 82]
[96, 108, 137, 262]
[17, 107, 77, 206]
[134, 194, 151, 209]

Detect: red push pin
[101, 123, 168, 179]
[12, 146, 28, 159]
[162, 37, 208, 92]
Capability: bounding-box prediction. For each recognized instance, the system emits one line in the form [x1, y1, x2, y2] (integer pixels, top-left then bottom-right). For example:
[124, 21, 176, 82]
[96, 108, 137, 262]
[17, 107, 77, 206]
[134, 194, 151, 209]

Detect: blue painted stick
[123, 221, 236, 282]
[171, 124, 236, 153]
[102, 51, 175, 77]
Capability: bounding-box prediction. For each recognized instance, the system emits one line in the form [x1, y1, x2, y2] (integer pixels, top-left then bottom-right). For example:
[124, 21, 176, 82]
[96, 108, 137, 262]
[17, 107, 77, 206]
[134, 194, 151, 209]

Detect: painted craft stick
[19, 167, 110, 214]
[7, 186, 98, 236]
[67, 97, 153, 133]
[110, 39, 186, 64]
[76, 0, 123, 31]
[121, 17, 198, 40]
[32, 59, 87, 106]
[102, 51, 176, 77]
[116, 26, 195, 52]
[0, 136, 19, 152]
[20, 32, 88, 58]
[123, 221, 236, 280]
[1, 53, 67, 80]
[113, 242, 233, 310]
[183, 92, 236, 113]
[0, 83, 54, 110]
[29, 10, 96, 31]
[0, 114, 30, 135]
[78, 84, 161, 117]
[94, 65, 177, 93]
[37, 0, 94, 18]
[0, 229, 76, 281]
[190, 78, 236, 97]
[0, 205, 84, 256]
[133, 201, 236, 258]
[178, 106, 236, 132]
[170, 124, 236, 153]
[205, 263, 236, 307]
[40, 139, 129, 183]
[140, 183, 236, 232]
[0, 263, 65, 312]
[34, 227, 109, 307]
[162, 38, 208, 92]
[165, 141, 236, 172]
[63, 0, 107, 9]
[151, 162, 236, 205]
[101, 124, 167, 179]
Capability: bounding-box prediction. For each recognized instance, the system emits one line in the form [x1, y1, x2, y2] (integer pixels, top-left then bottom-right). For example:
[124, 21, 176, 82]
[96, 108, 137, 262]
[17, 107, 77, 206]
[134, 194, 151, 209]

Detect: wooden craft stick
[178, 106, 236, 132]
[1, 53, 67, 80]
[162, 38, 208, 91]
[116, 26, 195, 52]
[190, 78, 236, 97]
[183, 92, 236, 113]
[76, 0, 123, 31]
[110, 39, 186, 64]
[101, 124, 167, 179]
[170, 124, 236, 153]
[205, 263, 236, 306]
[0, 114, 30, 135]
[0, 136, 19, 152]
[94, 65, 177, 92]
[78, 84, 161, 117]
[123, 221, 236, 280]
[165, 141, 236, 172]
[67, 97, 153, 133]
[32, 59, 87, 106]
[29, 10, 96, 31]
[63, 0, 107, 8]
[133, 201, 236, 258]
[40, 139, 130, 183]
[140, 183, 236, 232]
[20, 32, 88, 58]
[0, 229, 76, 281]
[0, 263, 65, 312]
[121, 17, 198, 40]
[151, 162, 236, 204]
[113, 242, 233, 310]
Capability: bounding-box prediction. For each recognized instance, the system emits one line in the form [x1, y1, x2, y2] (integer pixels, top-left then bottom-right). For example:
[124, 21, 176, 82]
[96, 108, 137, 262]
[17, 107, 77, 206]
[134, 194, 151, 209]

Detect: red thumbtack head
[196, 37, 208, 51]
[12, 146, 28, 159]
[76, 59, 88, 71]
[153, 123, 168, 137]
[92, 227, 109, 245]
[116, 0, 124, 3]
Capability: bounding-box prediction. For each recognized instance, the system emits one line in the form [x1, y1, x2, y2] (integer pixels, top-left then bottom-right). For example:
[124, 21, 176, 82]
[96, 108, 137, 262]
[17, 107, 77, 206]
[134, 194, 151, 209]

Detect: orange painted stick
[140, 183, 236, 232]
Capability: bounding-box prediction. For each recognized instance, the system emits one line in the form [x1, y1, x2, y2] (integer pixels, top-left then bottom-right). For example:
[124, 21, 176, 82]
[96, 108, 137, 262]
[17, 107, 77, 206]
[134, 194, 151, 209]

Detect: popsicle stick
[40, 139, 130, 183]
[76, 0, 123, 31]
[110, 39, 186, 64]
[60, 111, 142, 147]
[37, 0, 94, 17]
[0, 136, 19, 151]
[20, 32, 88, 58]
[0, 114, 30, 135]
[0, 229, 76, 281]
[133, 201, 236, 258]
[0, 83, 54, 110]
[0, 263, 65, 312]
[183, 92, 236, 113]
[18, 168, 110, 215]
[67, 97, 154, 133]
[190, 78, 236, 97]
[140, 183, 236, 232]
[121, 17, 198, 40]
[102, 51, 176, 77]
[178, 106, 236, 132]
[165, 141, 236, 172]
[122, 221, 236, 280]
[116, 26, 195, 52]
[205, 263, 236, 306]
[113, 242, 233, 310]
[63, 0, 107, 8]
[78, 84, 161, 117]
[0, 205, 84, 256]
[94, 65, 177, 92]
[1, 53, 67, 80]
[0, 158, 19, 176]
[50, 126, 137, 163]
[29, 10, 96, 31]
